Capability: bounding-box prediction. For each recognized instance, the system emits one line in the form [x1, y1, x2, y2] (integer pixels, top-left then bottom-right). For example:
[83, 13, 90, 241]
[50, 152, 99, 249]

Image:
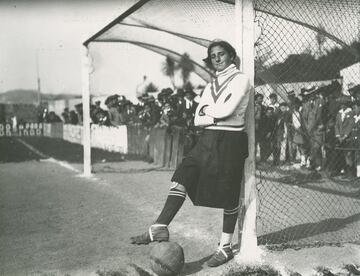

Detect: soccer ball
[149, 242, 185, 276]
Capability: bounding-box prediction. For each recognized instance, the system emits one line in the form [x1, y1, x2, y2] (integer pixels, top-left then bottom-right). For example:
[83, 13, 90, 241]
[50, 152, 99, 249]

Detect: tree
[161, 56, 176, 89]
[315, 24, 327, 57]
[177, 53, 194, 88]
[255, 48, 273, 70]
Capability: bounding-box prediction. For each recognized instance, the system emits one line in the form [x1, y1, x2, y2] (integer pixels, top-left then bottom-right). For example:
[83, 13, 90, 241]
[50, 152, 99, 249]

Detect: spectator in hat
[122, 100, 137, 125]
[350, 100, 360, 178]
[179, 88, 199, 152]
[74, 103, 83, 125]
[334, 96, 355, 178]
[47, 111, 62, 123]
[61, 108, 71, 124]
[69, 110, 78, 125]
[259, 106, 276, 162]
[291, 98, 306, 166]
[287, 90, 296, 105]
[95, 109, 111, 126]
[148, 95, 161, 125]
[157, 88, 173, 107]
[273, 102, 291, 165]
[320, 82, 341, 173]
[255, 93, 266, 160]
[156, 102, 176, 128]
[184, 89, 197, 114]
[301, 86, 325, 171]
[91, 100, 103, 124]
[105, 95, 123, 126]
[268, 93, 279, 112]
[137, 96, 159, 127]
[176, 88, 198, 127]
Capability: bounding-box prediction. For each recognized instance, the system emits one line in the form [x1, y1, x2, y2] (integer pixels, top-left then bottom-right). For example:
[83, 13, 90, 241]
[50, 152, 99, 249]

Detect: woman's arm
[204, 74, 250, 119]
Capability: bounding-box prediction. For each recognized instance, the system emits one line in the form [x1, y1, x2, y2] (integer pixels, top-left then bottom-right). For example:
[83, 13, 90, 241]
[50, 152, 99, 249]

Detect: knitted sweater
[194, 64, 250, 131]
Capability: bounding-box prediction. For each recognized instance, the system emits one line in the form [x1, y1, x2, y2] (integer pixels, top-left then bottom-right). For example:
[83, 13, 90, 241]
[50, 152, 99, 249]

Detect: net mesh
[254, 0, 360, 248]
[87, 0, 360, 248]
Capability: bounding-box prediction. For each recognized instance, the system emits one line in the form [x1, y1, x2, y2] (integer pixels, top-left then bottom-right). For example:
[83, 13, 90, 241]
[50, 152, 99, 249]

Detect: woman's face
[210, 45, 233, 72]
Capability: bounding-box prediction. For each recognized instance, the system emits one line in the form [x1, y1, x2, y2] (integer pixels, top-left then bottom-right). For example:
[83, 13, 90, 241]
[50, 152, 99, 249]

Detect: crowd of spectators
[255, 81, 360, 178]
[88, 87, 199, 130]
[40, 87, 199, 140]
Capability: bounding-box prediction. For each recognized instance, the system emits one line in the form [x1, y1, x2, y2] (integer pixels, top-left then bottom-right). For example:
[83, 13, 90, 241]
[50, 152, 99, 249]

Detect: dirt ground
[0, 137, 359, 275]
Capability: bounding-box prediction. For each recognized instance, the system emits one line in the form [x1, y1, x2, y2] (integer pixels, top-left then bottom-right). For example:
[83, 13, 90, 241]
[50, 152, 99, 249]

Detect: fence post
[235, 0, 258, 258]
[82, 45, 92, 176]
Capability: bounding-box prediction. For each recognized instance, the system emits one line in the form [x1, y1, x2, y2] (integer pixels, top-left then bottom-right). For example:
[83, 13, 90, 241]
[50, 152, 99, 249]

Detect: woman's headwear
[203, 39, 237, 69]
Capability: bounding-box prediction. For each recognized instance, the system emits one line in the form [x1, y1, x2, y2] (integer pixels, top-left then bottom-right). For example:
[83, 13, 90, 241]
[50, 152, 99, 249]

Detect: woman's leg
[207, 206, 239, 267]
[154, 182, 187, 225]
[130, 182, 187, 245]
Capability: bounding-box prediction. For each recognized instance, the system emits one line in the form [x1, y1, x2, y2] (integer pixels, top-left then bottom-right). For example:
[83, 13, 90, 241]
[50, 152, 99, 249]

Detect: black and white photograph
[0, 0, 360, 275]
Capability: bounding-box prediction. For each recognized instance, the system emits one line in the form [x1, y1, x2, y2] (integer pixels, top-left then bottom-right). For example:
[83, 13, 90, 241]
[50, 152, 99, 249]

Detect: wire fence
[254, 0, 360, 248]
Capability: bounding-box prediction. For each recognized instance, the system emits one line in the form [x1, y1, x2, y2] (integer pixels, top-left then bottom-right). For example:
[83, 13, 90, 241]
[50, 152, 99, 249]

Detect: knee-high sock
[222, 206, 239, 234]
[155, 187, 186, 225]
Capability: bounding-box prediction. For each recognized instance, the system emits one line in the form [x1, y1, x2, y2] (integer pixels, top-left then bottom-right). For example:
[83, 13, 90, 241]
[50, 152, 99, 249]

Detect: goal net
[84, 0, 360, 248]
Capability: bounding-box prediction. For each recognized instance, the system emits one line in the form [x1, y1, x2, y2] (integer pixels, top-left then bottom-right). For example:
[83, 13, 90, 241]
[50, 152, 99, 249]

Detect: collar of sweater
[215, 64, 237, 78]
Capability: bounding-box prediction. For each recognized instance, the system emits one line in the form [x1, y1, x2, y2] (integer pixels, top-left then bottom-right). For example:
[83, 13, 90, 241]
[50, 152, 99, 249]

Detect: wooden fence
[41, 123, 186, 169]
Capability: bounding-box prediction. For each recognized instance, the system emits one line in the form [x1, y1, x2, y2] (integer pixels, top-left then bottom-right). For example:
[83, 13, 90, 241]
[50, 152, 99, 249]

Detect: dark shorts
[171, 129, 248, 209]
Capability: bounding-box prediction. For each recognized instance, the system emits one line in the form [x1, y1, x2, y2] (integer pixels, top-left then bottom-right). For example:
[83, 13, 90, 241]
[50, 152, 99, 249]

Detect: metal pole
[81, 45, 92, 176]
[36, 50, 41, 105]
[235, 0, 258, 258]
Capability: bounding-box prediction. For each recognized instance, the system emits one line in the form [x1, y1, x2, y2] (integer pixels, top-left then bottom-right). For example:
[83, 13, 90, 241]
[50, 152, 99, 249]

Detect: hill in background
[0, 89, 80, 105]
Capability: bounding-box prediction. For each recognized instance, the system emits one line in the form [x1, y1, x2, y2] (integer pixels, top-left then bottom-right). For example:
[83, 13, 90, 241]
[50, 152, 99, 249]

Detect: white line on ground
[42, 157, 80, 173]
[17, 137, 79, 173]
[16, 138, 48, 159]
[16, 138, 108, 185]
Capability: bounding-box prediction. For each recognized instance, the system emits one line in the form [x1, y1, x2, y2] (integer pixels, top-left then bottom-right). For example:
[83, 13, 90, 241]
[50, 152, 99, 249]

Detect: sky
[0, 0, 358, 102]
[0, 0, 177, 101]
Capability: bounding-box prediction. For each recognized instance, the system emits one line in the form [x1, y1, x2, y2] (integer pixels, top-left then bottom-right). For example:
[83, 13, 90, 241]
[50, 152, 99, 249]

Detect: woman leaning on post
[130, 39, 250, 267]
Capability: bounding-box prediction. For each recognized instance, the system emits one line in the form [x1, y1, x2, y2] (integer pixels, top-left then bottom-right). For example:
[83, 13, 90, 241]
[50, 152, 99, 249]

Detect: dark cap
[302, 86, 319, 96]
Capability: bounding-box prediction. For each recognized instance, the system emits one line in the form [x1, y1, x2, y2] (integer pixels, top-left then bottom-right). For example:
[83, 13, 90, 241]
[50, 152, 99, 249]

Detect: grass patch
[96, 264, 152, 276]
[225, 265, 282, 276]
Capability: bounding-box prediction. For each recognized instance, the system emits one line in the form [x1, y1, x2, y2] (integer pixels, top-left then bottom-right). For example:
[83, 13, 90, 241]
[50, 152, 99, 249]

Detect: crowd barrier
[0, 123, 43, 137]
[127, 125, 185, 169]
[63, 124, 83, 144]
[91, 124, 128, 154]
[39, 123, 186, 169]
[43, 123, 63, 139]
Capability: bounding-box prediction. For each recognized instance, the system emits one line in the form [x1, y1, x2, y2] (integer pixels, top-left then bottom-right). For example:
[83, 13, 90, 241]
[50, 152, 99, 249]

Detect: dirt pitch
[0, 137, 359, 276]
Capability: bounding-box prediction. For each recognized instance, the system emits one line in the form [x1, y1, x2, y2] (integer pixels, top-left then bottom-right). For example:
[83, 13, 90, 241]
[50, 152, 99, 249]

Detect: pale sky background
[0, 0, 359, 102]
[0, 0, 208, 102]
[0, 0, 176, 100]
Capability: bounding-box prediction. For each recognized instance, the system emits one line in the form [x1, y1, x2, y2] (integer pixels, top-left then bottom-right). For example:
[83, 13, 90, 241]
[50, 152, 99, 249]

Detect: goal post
[81, 45, 92, 177]
[235, 0, 258, 257]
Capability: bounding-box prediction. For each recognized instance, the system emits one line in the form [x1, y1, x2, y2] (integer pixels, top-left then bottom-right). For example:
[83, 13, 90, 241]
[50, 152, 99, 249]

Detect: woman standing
[131, 40, 250, 267]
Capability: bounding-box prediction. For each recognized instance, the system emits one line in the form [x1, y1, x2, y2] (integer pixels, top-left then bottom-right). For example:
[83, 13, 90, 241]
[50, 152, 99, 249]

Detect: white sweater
[194, 64, 250, 131]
